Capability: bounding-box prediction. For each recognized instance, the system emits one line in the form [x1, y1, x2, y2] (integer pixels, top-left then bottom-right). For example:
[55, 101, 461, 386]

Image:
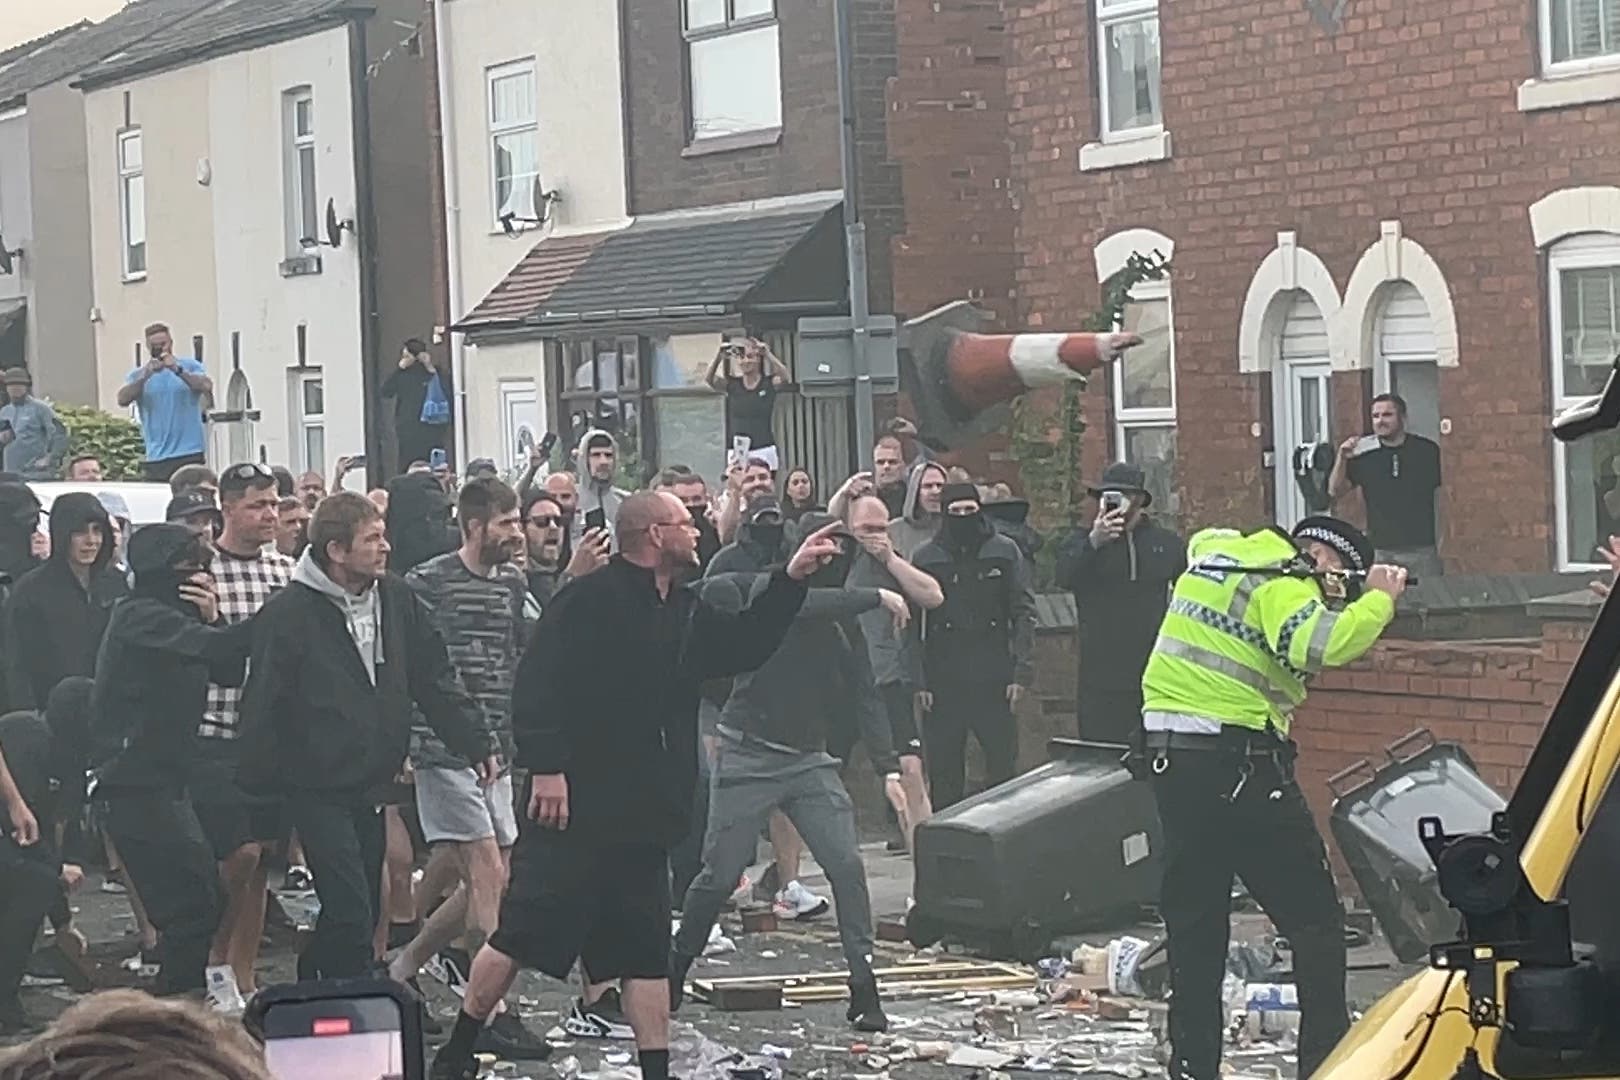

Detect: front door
[1273, 294, 1334, 526]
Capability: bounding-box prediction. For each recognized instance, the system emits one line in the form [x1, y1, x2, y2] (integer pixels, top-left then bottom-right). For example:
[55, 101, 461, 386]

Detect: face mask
[749, 523, 784, 553]
[943, 512, 985, 550]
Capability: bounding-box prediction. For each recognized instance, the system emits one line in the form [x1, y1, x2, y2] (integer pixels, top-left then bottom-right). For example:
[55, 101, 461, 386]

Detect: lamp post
[833, 0, 876, 468]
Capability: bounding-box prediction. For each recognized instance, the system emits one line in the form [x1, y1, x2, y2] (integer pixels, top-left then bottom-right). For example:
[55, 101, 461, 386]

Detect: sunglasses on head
[224, 463, 274, 483]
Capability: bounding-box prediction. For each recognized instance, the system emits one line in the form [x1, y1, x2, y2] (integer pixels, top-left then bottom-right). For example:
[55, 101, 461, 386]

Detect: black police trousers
[103, 790, 223, 995]
[1151, 744, 1347, 1080]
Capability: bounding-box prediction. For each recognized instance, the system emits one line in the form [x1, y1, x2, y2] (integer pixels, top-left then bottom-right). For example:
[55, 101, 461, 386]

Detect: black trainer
[847, 977, 889, 1033]
[475, 1011, 552, 1060]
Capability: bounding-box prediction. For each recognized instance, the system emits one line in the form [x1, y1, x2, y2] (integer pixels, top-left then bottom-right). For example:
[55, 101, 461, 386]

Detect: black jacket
[913, 523, 1037, 689]
[699, 572, 897, 774]
[511, 556, 807, 848]
[237, 573, 492, 800]
[91, 596, 252, 795]
[1055, 517, 1185, 702]
[5, 493, 126, 710]
[386, 473, 458, 574]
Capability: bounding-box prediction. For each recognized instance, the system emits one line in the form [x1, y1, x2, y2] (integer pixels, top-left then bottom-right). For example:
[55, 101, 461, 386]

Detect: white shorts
[414, 768, 518, 847]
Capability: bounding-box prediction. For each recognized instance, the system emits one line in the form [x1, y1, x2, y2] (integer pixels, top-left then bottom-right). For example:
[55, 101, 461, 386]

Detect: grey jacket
[887, 460, 946, 560]
[0, 397, 68, 480]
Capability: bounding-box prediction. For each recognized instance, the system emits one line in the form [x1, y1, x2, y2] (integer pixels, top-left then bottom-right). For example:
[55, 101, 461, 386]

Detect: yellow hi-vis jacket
[1140, 527, 1395, 737]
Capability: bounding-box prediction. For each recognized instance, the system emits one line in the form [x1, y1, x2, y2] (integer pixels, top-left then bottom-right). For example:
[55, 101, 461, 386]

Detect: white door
[1274, 294, 1333, 525]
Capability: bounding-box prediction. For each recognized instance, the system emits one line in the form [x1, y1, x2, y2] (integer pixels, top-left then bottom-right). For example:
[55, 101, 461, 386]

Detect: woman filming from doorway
[706, 336, 789, 473]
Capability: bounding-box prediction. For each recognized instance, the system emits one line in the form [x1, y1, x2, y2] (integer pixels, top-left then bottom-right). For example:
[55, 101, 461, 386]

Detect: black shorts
[195, 798, 286, 861]
[882, 683, 923, 759]
[489, 824, 670, 982]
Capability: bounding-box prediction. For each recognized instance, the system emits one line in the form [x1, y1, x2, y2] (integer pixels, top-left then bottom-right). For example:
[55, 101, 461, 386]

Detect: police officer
[1140, 515, 1407, 1080]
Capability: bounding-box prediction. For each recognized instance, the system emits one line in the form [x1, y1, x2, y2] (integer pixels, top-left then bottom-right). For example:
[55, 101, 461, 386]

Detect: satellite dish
[0, 236, 17, 276]
[325, 199, 344, 249]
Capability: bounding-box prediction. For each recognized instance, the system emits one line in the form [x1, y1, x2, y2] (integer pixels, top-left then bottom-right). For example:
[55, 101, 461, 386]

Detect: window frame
[486, 58, 539, 231]
[1095, 0, 1164, 142]
[1539, 0, 1620, 77]
[1111, 277, 1177, 515]
[117, 128, 146, 282]
[294, 369, 326, 475]
[284, 87, 318, 255]
[1550, 233, 1620, 570]
[682, 0, 782, 143]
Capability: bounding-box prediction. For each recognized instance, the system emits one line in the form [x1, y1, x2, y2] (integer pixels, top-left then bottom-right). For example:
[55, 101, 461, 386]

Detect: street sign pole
[834, 0, 876, 469]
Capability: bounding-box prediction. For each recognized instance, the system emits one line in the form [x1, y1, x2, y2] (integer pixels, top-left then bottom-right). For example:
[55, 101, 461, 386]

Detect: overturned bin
[1328, 729, 1506, 962]
[909, 739, 1162, 958]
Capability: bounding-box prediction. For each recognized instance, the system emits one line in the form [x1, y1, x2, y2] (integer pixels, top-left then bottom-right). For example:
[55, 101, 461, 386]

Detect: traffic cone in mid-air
[899, 300, 1141, 452]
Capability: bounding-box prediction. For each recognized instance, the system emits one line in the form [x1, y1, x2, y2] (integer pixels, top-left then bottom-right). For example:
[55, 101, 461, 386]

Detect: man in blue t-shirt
[117, 322, 214, 482]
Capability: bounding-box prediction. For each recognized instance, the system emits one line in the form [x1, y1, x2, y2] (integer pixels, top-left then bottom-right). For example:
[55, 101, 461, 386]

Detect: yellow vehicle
[1317, 362, 1620, 1080]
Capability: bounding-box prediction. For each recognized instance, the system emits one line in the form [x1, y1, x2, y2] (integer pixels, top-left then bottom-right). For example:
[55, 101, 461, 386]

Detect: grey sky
[0, 0, 125, 54]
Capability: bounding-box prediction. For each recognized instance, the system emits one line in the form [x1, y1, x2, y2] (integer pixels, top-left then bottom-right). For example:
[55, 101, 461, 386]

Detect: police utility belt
[1125, 727, 1298, 800]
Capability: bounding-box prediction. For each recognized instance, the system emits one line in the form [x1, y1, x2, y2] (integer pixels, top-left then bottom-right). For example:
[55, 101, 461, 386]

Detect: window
[1542, 0, 1620, 70]
[1112, 279, 1177, 516]
[284, 89, 318, 252]
[555, 338, 644, 486]
[1374, 282, 1441, 440]
[117, 130, 145, 279]
[1550, 234, 1620, 569]
[684, 0, 782, 141]
[487, 60, 539, 225]
[295, 371, 326, 474]
[1096, 0, 1162, 138]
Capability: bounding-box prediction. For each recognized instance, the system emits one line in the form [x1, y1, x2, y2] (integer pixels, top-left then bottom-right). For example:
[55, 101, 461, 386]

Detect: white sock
[207, 965, 237, 988]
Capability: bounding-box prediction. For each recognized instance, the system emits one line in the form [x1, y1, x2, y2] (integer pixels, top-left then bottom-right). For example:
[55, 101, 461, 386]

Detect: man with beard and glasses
[191, 464, 296, 1014]
[717, 457, 775, 546]
[911, 484, 1036, 809]
[237, 493, 498, 982]
[521, 492, 609, 610]
[672, 514, 909, 1033]
[389, 479, 549, 1060]
[658, 467, 721, 572]
[91, 525, 254, 995]
[430, 494, 841, 1080]
[4, 494, 125, 712]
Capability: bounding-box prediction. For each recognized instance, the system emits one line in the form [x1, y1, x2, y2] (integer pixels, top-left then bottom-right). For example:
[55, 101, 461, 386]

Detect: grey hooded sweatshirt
[291, 549, 381, 685]
[574, 426, 631, 536]
[887, 460, 947, 560]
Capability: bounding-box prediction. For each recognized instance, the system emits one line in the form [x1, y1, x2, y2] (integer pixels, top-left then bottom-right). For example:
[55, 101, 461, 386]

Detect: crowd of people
[0, 392, 1092, 1076]
[0, 323, 1439, 1080]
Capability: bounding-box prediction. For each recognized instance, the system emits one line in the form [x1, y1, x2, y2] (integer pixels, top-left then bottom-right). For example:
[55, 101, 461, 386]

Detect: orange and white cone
[943, 331, 1142, 414]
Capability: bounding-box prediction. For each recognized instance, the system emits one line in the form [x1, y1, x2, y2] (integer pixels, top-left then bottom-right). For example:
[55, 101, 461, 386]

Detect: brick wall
[1003, 0, 1620, 572]
[619, 0, 901, 310]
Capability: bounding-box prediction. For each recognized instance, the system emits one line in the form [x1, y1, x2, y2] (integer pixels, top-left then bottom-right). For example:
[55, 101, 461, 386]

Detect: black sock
[640, 1048, 671, 1080]
[442, 1010, 485, 1062]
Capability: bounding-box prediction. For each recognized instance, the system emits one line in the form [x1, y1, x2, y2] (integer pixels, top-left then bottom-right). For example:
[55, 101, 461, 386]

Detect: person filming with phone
[1056, 462, 1184, 745]
[1327, 393, 1443, 578]
[117, 322, 214, 483]
[706, 337, 789, 473]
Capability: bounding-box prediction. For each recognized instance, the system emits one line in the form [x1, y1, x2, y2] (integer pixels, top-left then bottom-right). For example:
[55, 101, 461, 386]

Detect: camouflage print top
[404, 552, 529, 769]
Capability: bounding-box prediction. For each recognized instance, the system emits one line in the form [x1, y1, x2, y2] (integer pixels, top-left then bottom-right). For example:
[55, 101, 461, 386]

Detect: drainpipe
[433, 0, 469, 469]
[349, 15, 384, 483]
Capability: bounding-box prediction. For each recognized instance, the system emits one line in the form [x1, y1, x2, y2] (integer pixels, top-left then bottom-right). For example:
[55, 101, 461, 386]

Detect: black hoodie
[91, 525, 253, 794]
[386, 472, 457, 574]
[3, 493, 127, 710]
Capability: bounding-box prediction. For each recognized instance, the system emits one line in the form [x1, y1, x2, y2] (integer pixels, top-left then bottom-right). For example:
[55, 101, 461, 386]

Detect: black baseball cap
[166, 489, 222, 524]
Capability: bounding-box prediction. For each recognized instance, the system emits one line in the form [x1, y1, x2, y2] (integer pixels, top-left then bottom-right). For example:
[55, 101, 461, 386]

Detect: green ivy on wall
[1010, 250, 1171, 560]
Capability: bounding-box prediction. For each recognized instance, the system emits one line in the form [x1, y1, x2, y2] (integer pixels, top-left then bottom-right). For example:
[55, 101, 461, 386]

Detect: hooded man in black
[386, 470, 458, 574]
[911, 483, 1037, 809]
[672, 513, 906, 1032]
[4, 493, 127, 711]
[91, 525, 254, 995]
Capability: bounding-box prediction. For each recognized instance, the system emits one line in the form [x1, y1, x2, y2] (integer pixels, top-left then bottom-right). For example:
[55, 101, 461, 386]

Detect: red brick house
[1003, 0, 1620, 575]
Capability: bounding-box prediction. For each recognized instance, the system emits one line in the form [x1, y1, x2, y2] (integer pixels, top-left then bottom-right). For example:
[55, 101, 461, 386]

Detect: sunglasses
[223, 463, 275, 482]
[528, 515, 563, 527]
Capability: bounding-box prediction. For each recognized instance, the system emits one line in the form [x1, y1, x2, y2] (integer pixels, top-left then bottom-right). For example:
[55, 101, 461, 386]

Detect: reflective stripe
[1305, 608, 1340, 670]
[1168, 597, 1271, 652]
[1153, 635, 1298, 715]
[1228, 573, 1270, 622]
[1276, 603, 1317, 668]
[1142, 710, 1223, 734]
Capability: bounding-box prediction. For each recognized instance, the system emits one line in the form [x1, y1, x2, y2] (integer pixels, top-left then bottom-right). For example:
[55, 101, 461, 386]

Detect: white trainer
[773, 879, 830, 921]
[205, 965, 246, 1015]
